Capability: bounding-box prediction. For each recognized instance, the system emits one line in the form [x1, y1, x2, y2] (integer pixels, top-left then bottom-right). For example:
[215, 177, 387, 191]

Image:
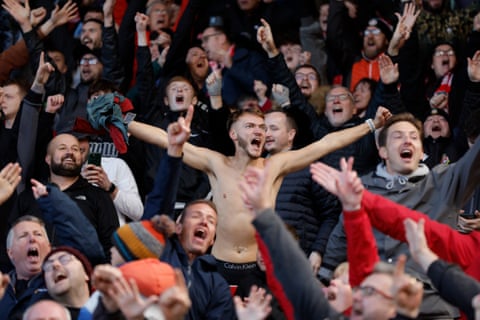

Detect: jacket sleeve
[361, 190, 479, 271]
[16, 90, 42, 192]
[253, 208, 340, 320]
[94, 189, 120, 262]
[143, 154, 182, 220]
[343, 207, 380, 287]
[310, 185, 341, 256]
[319, 218, 348, 280]
[427, 259, 480, 320]
[37, 184, 106, 265]
[102, 26, 125, 87]
[0, 39, 28, 83]
[107, 158, 144, 221]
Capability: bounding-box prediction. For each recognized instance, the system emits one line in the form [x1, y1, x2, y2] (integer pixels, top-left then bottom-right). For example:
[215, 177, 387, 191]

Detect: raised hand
[49, 0, 78, 29]
[30, 7, 47, 27]
[391, 255, 423, 319]
[135, 12, 149, 33]
[271, 83, 290, 107]
[159, 269, 192, 320]
[111, 276, 159, 319]
[166, 105, 193, 157]
[373, 106, 392, 129]
[310, 157, 363, 211]
[379, 54, 399, 85]
[0, 163, 21, 205]
[31, 178, 48, 199]
[256, 19, 278, 57]
[234, 286, 272, 320]
[103, 0, 116, 26]
[91, 264, 123, 312]
[467, 50, 480, 82]
[2, 0, 32, 31]
[32, 52, 55, 91]
[389, 2, 420, 56]
[45, 94, 64, 113]
[404, 218, 438, 272]
[206, 70, 222, 97]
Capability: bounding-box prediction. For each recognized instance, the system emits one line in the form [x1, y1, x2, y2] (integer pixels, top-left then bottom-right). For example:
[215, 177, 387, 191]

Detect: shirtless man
[127, 102, 389, 283]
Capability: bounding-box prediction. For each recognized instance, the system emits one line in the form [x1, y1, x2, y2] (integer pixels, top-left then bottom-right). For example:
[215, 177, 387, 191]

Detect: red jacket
[345, 190, 480, 287]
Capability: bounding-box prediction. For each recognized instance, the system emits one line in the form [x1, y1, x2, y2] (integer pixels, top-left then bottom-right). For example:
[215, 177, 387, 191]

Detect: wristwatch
[107, 183, 116, 194]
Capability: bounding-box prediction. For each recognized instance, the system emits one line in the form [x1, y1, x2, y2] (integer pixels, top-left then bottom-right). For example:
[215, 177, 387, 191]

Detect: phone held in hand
[87, 152, 102, 166]
[460, 213, 477, 220]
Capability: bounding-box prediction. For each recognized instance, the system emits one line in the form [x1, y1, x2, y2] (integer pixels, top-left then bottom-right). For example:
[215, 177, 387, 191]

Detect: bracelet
[365, 118, 376, 133]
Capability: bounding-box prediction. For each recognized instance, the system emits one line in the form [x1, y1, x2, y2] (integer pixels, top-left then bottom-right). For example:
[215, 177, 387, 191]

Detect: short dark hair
[226, 106, 264, 132]
[88, 79, 119, 98]
[178, 199, 217, 223]
[2, 78, 28, 98]
[265, 109, 298, 132]
[377, 113, 423, 148]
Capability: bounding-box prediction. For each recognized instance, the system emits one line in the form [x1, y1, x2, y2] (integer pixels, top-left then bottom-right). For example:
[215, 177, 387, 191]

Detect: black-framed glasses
[43, 253, 74, 272]
[354, 285, 393, 300]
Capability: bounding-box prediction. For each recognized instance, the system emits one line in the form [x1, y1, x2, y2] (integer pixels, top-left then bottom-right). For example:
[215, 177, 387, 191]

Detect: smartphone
[87, 152, 102, 166]
[460, 213, 476, 220]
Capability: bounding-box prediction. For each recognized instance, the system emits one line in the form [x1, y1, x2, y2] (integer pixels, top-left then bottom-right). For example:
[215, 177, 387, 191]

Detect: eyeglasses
[295, 72, 318, 82]
[80, 57, 99, 66]
[354, 285, 393, 300]
[326, 93, 352, 102]
[364, 28, 382, 36]
[433, 50, 455, 57]
[43, 253, 74, 272]
[201, 32, 221, 43]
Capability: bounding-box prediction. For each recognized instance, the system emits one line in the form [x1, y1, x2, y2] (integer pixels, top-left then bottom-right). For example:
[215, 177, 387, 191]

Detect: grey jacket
[320, 136, 480, 318]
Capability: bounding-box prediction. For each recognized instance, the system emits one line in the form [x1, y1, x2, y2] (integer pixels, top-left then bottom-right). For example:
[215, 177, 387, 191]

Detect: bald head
[23, 300, 71, 320]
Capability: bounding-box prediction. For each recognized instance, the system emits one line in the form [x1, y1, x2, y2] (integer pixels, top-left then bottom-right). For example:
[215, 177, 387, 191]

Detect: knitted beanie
[119, 258, 176, 297]
[44, 246, 93, 277]
[112, 220, 166, 262]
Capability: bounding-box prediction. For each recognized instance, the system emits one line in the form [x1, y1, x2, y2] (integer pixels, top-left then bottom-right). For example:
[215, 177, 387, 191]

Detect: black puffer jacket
[275, 166, 341, 256]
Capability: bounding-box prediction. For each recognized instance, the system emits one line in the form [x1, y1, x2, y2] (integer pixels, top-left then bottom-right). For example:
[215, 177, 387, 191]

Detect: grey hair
[22, 300, 71, 320]
[6, 215, 49, 249]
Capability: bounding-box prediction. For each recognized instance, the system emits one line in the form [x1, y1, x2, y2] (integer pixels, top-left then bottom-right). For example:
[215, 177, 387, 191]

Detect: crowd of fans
[0, 0, 480, 318]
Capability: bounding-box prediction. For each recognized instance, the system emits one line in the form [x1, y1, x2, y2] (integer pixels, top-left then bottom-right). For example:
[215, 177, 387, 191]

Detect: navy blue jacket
[0, 273, 50, 320]
[161, 237, 236, 320]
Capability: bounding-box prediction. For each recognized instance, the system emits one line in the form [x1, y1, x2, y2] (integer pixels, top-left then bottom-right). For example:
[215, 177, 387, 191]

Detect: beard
[237, 135, 262, 159]
[50, 157, 82, 177]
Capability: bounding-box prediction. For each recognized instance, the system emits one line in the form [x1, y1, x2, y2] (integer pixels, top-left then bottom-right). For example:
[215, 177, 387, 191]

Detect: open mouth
[28, 247, 39, 257]
[400, 149, 413, 159]
[194, 228, 206, 240]
[54, 273, 68, 283]
[332, 107, 343, 114]
[175, 95, 185, 103]
[431, 125, 442, 132]
[251, 138, 261, 147]
[441, 59, 450, 66]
